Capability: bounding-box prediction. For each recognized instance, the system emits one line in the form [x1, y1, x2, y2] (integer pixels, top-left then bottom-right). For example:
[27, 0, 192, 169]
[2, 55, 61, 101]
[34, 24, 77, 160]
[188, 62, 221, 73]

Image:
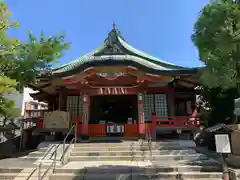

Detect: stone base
[139, 133, 145, 140]
[226, 154, 240, 168]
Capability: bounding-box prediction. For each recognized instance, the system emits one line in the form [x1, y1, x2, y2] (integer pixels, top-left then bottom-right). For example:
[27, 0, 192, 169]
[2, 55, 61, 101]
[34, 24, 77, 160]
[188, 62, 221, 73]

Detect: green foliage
[0, 76, 20, 118]
[192, 0, 240, 89]
[0, 2, 70, 118]
[8, 32, 71, 90]
[198, 86, 238, 126]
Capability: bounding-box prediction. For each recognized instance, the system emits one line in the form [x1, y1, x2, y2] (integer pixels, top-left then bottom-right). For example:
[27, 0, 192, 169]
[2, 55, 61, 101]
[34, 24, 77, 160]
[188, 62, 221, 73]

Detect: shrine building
[29, 25, 200, 140]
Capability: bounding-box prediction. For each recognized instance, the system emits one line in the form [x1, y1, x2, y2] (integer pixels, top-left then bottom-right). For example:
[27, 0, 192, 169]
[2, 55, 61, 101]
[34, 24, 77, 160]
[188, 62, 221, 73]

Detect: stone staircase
[49, 140, 223, 180]
[0, 140, 225, 180]
[0, 142, 68, 179]
[0, 167, 23, 180]
[19, 147, 48, 160]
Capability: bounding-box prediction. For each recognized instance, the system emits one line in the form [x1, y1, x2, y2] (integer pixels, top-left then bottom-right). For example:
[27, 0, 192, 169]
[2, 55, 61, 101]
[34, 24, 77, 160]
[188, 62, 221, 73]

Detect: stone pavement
[0, 140, 229, 179]
[0, 158, 36, 168]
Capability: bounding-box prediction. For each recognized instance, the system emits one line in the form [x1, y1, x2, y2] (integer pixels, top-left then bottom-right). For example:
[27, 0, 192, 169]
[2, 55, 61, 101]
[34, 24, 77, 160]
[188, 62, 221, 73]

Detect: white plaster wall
[3, 87, 46, 117]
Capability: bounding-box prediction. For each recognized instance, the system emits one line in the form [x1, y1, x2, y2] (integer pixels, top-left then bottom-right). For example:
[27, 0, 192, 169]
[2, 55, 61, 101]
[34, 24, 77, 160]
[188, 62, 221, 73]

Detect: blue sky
[7, 0, 210, 68]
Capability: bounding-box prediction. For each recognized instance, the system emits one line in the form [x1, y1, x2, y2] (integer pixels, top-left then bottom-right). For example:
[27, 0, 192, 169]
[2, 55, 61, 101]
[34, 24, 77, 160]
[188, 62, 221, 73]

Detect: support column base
[139, 133, 145, 140]
[151, 132, 156, 141]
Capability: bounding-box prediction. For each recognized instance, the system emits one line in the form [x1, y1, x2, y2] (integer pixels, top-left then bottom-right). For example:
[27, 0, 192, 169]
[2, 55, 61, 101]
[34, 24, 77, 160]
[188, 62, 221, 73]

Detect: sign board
[44, 111, 70, 129]
[107, 125, 124, 133]
[98, 87, 128, 95]
[214, 134, 231, 154]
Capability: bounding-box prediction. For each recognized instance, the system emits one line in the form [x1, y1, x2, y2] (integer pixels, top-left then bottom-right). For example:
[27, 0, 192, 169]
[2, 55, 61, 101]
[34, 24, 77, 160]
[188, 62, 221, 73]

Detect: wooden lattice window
[66, 95, 84, 117]
[154, 94, 168, 118]
[143, 94, 154, 122]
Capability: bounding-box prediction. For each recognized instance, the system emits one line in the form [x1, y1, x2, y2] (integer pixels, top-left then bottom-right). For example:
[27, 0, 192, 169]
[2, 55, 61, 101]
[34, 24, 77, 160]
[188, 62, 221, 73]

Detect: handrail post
[62, 142, 65, 156]
[62, 143, 65, 164]
[74, 123, 77, 144]
[53, 147, 57, 174]
[38, 163, 42, 180]
[61, 125, 76, 164]
[41, 125, 79, 180]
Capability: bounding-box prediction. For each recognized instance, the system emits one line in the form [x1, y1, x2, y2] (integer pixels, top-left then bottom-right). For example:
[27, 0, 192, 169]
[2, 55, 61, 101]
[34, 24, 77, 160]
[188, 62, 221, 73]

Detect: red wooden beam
[146, 87, 168, 93]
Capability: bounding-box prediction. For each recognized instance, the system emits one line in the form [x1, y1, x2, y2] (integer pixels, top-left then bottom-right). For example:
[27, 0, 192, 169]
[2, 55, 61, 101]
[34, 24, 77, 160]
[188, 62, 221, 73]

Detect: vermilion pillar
[138, 93, 145, 139]
[151, 113, 157, 141]
[81, 94, 89, 140]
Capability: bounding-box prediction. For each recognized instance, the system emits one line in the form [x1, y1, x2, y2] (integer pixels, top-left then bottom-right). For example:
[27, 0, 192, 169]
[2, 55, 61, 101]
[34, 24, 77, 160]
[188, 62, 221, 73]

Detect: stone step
[34, 160, 62, 166]
[53, 165, 222, 174]
[72, 148, 196, 152]
[74, 143, 195, 148]
[27, 151, 45, 157]
[49, 172, 223, 180]
[0, 173, 20, 180]
[153, 159, 220, 167]
[38, 148, 49, 152]
[75, 141, 195, 146]
[13, 168, 52, 180]
[73, 146, 195, 151]
[68, 154, 208, 161]
[0, 168, 22, 173]
[185, 179, 222, 180]
[70, 150, 197, 156]
[19, 156, 39, 160]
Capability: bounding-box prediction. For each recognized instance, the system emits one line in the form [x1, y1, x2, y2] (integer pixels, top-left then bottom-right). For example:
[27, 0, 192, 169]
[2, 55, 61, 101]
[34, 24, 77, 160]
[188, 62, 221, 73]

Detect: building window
[154, 94, 168, 117]
[31, 104, 38, 110]
[143, 94, 168, 121]
[67, 95, 84, 117]
[144, 94, 154, 122]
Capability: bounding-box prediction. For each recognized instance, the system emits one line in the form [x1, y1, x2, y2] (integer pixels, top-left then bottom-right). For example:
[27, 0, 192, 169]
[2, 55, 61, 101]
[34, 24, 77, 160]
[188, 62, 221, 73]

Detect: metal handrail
[37, 123, 78, 180]
[62, 124, 77, 162]
[60, 135, 76, 163]
[145, 124, 154, 180]
[37, 144, 58, 180]
[40, 144, 56, 160]
[146, 124, 152, 161]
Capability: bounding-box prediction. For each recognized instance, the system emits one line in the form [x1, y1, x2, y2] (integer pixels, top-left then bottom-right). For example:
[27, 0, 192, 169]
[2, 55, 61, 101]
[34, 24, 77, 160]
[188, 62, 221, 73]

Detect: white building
[4, 87, 47, 118]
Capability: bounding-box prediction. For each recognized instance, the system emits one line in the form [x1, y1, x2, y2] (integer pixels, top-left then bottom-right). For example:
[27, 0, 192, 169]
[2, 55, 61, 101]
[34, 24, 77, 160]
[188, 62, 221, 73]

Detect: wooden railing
[33, 115, 200, 138]
[124, 124, 138, 137]
[88, 124, 106, 137]
[152, 116, 200, 128]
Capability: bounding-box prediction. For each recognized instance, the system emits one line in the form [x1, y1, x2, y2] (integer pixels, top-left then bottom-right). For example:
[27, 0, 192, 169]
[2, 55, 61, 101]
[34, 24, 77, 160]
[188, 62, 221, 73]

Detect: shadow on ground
[58, 159, 222, 180]
[68, 165, 185, 180]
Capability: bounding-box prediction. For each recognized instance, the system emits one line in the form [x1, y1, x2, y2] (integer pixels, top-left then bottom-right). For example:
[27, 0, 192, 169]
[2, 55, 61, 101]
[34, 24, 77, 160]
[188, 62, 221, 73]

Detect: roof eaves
[117, 36, 188, 70]
[52, 44, 105, 74]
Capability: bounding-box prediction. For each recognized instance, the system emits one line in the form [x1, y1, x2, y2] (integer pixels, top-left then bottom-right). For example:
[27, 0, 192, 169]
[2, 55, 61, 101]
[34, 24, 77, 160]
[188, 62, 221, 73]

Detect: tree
[0, 76, 20, 125]
[0, 2, 70, 121]
[192, 0, 240, 89]
[197, 86, 238, 126]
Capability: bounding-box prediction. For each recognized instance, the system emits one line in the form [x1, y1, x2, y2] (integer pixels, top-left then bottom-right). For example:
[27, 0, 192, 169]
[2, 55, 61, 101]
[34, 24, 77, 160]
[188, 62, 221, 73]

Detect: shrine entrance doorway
[89, 95, 138, 136]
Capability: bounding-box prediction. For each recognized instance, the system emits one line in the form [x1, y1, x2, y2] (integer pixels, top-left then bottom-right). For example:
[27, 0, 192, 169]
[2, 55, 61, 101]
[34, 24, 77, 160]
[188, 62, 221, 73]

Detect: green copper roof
[51, 25, 196, 76]
[117, 36, 185, 70]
